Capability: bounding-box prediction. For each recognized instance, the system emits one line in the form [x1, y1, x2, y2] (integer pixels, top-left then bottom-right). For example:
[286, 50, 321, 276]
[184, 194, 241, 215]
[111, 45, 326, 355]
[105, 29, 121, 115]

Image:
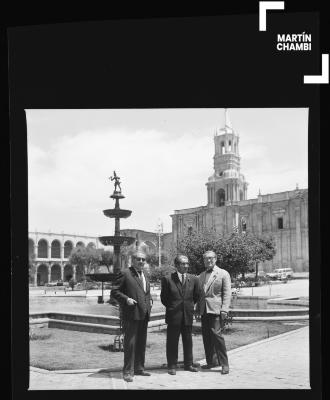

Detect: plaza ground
[29, 278, 311, 389]
[29, 326, 310, 390]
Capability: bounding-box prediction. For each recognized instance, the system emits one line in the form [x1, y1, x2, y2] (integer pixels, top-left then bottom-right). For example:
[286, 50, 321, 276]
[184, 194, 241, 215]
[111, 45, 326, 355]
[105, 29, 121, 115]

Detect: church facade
[170, 111, 308, 272]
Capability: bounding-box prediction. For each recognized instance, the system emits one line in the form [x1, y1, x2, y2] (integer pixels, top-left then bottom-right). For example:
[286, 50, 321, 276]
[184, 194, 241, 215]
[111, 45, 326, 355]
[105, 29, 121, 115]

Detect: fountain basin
[29, 309, 309, 335]
[110, 192, 125, 199]
[99, 236, 135, 246]
[103, 209, 132, 219]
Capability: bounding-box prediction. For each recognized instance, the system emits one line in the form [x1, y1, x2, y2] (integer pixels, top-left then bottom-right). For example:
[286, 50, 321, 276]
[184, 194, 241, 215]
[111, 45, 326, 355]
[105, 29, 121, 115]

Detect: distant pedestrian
[160, 254, 200, 375]
[195, 250, 231, 374]
[111, 249, 152, 382]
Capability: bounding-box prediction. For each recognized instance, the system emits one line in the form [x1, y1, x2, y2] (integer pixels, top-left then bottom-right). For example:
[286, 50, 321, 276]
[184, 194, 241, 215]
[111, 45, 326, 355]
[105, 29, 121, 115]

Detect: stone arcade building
[171, 111, 308, 272]
[29, 229, 173, 286]
[28, 232, 103, 286]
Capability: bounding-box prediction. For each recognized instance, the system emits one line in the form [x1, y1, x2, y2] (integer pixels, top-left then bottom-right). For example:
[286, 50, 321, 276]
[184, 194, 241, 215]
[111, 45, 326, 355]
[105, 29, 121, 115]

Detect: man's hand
[126, 297, 137, 306]
[220, 311, 228, 319]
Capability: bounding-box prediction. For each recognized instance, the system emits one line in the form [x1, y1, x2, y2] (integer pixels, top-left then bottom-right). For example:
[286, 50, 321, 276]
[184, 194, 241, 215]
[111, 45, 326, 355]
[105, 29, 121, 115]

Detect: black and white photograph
[27, 107, 309, 389]
[8, 7, 324, 398]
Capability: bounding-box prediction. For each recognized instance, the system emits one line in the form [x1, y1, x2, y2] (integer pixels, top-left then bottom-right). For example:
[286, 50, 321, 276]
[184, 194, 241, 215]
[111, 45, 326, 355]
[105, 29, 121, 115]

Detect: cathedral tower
[206, 109, 248, 207]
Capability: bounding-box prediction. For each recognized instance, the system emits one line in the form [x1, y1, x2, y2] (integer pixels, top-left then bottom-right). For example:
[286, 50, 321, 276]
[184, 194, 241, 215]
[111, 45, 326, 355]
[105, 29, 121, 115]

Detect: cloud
[27, 109, 308, 235]
[28, 127, 212, 234]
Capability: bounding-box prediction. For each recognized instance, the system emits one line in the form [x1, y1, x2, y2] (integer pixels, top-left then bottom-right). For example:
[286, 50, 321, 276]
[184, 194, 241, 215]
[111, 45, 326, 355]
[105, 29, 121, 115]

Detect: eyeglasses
[179, 262, 189, 265]
[135, 257, 145, 262]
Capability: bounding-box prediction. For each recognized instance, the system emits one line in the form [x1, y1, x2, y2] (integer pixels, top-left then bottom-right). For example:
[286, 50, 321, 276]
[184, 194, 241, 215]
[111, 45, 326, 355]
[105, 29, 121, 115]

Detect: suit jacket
[111, 267, 152, 321]
[196, 265, 231, 315]
[160, 272, 200, 326]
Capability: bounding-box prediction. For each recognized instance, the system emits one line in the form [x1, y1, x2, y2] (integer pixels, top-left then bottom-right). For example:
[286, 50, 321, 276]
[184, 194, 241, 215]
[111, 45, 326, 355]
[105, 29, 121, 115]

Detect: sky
[26, 108, 308, 236]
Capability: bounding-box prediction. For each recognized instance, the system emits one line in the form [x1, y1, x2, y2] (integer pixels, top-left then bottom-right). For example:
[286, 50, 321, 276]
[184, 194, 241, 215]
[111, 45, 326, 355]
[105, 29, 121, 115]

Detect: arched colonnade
[29, 232, 100, 286]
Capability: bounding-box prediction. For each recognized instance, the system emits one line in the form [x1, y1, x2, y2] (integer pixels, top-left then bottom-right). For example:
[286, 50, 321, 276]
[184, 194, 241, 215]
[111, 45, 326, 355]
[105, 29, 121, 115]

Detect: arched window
[228, 140, 232, 152]
[240, 190, 244, 201]
[188, 227, 193, 235]
[29, 238, 35, 258]
[76, 241, 85, 247]
[51, 264, 61, 281]
[51, 240, 61, 258]
[37, 264, 49, 286]
[216, 188, 226, 207]
[64, 264, 73, 281]
[87, 242, 96, 248]
[221, 141, 225, 154]
[64, 241, 73, 258]
[145, 240, 156, 252]
[241, 218, 247, 232]
[38, 239, 48, 258]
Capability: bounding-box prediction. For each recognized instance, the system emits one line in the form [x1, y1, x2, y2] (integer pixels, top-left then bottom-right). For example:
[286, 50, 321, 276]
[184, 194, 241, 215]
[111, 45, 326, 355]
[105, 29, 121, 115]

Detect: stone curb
[30, 326, 308, 375]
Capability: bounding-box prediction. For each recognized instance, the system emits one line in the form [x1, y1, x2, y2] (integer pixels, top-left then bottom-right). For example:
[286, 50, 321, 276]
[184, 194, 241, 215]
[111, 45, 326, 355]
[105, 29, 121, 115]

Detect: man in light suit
[195, 250, 231, 374]
[160, 255, 200, 375]
[111, 249, 152, 382]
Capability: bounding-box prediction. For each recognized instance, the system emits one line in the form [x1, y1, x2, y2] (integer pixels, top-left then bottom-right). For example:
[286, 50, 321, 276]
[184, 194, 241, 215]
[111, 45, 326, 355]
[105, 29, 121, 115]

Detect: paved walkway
[29, 326, 310, 390]
[238, 279, 309, 298]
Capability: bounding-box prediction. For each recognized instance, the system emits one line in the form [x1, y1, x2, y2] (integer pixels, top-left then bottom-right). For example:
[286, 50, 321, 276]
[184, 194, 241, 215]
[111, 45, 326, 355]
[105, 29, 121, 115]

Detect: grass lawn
[30, 320, 308, 371]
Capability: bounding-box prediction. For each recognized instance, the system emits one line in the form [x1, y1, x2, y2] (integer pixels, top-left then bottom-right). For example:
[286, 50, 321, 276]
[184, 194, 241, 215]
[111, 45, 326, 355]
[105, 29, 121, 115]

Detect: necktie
[205, 269, 213, 287]
[138, 271, 145, 291]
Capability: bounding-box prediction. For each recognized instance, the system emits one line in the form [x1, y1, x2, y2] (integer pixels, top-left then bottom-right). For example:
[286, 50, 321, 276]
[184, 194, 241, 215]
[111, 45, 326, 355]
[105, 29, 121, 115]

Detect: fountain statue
[85, 172, 135, 303]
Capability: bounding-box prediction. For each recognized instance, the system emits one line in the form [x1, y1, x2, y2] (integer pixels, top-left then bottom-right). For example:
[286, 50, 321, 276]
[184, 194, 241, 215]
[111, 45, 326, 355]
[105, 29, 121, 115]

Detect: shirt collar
[133, 267, 143, 275]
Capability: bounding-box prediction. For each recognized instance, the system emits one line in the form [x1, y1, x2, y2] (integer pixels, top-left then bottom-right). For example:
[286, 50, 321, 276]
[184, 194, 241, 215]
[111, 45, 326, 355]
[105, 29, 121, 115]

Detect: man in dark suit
[195, 250, 231, 374]
[111, 249, 152, 382]
[160, 254, 200, 375]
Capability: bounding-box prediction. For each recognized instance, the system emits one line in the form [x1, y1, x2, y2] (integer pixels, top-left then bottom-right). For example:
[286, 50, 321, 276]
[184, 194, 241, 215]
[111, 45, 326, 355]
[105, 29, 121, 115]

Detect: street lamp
[155, 219, 163, 269]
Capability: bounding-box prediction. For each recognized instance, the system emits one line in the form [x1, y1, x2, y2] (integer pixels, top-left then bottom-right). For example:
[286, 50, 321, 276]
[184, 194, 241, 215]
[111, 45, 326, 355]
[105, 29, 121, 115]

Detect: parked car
[266, 268, 293, 280]
[45, 281, 58, 287]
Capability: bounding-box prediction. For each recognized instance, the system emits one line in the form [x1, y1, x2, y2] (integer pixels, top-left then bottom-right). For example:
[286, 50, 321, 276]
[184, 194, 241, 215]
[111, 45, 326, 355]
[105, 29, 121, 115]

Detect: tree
[145, 251, 169, 268]
[100, 250, 114, 273]
[177, 228, 221, 275]
[146, 264, 175, 283]
[250, 235, 276, 281]
[68, 246, 102, 281]
[217, 231, 258, 278]
[177, 228, 276, 278]
[68, 278, 76, 291]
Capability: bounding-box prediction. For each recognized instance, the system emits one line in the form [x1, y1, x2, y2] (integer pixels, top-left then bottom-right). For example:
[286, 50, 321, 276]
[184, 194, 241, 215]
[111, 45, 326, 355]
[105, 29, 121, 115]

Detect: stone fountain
[85, 171, 135, 303]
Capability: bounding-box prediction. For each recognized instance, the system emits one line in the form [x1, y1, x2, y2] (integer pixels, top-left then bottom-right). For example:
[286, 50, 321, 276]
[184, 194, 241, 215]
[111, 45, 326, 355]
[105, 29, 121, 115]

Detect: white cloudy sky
[26, 108, 308, 235]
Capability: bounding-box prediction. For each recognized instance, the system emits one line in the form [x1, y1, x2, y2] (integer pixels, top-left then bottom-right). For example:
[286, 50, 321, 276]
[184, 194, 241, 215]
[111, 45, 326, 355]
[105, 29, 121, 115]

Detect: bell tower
[206, 109, 248, 207]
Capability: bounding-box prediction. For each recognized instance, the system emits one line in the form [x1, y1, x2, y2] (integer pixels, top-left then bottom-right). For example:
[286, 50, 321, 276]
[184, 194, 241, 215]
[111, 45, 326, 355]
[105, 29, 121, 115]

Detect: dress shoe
[184, 365, 198, 372]
[168, 368, 176, 375]
[134, 370, 151, 376]
[123, 374, 133, 382]
[201, 364, 217, 369]
[221, 365, 229, 374]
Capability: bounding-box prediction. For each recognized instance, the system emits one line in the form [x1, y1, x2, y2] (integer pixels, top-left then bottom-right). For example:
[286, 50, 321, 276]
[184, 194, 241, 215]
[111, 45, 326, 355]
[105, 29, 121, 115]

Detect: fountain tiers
[103, 209, 132, 219]
[99, 236, 135, 247]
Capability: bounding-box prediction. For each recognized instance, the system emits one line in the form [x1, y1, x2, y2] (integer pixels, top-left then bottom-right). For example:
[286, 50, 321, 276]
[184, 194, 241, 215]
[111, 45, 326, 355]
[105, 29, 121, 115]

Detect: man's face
[132, 253, 146, 272]
[176, 256, 189, 274]
[203, 252, 217, 270]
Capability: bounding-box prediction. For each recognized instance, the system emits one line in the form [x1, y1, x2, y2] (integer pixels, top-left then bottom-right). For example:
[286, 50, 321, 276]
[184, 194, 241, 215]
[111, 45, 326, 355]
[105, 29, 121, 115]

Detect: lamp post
[156, 219, 163, 269]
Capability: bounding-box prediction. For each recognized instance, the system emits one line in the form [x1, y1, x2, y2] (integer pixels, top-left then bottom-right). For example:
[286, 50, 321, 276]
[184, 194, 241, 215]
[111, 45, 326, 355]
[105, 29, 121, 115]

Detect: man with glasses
[111, 249, 152, 382]
[160, 254, 200, 375]
[195, 250, 231, 374]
